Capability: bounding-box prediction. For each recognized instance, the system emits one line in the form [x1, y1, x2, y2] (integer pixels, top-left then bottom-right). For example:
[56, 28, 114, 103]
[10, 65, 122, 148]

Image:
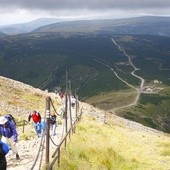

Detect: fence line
[14, 89, 81, 169]
[48, 109, 82, 170]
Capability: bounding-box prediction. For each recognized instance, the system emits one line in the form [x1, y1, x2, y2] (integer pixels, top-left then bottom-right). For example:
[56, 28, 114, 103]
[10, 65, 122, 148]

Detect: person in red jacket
[28, 110, 42, 138]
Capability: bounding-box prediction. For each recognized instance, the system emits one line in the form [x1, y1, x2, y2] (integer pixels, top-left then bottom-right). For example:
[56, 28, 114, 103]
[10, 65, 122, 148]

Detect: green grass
[139, 93, 170, 105]
[114, 85, 170, 133]
[84, 88, 137, 110]
[53, 117, 155, 170]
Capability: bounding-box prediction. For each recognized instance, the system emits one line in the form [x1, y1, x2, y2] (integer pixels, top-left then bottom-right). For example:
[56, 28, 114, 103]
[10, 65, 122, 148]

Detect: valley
[0, 17, 170, 133]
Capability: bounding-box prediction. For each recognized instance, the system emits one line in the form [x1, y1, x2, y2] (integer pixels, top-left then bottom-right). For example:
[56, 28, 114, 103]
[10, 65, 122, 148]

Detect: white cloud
[1, 0, 170, 10]
[0, 0, 170, 26]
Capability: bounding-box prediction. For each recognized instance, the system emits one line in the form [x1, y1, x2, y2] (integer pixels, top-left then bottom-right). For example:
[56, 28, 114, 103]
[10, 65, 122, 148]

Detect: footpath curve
[94, 38, 145, 112]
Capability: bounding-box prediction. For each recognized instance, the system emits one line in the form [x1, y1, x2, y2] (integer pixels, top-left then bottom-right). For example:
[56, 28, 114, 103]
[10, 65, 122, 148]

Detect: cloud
[1, 0, 170, 11]
[0, 0, 170, 26]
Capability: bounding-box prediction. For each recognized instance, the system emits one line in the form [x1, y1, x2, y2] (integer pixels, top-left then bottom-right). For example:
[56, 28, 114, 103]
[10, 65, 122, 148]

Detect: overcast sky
[0, 0, 170, 26]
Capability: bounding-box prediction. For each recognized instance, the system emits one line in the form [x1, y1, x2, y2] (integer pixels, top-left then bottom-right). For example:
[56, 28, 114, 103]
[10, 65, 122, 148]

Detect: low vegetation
[56, 116, 170, 170]
[84, 88, 137, 110]
[114, 85, 170, 133]
[0, 31, 170, 166]
[0, 76, 59, 120]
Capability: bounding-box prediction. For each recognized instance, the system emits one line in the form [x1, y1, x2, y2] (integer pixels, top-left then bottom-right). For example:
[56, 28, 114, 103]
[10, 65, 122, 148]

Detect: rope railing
[48, 128, 72, 170]
[14, 92, 81, 170]
[15, 120, 30, 133]
[30, 132, 46, 170]
[50, 98, 63, 117]
[49, 135, 58, 147]
[48, 109, 82, 170]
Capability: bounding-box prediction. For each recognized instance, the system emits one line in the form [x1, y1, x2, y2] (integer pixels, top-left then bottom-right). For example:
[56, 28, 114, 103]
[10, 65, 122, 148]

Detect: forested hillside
[0, 17, 170, 133]
[0, 33, 170, 97]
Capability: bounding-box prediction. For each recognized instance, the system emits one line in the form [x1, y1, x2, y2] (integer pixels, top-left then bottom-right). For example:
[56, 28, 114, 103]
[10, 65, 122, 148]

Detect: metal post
[46, 96, 50, 169]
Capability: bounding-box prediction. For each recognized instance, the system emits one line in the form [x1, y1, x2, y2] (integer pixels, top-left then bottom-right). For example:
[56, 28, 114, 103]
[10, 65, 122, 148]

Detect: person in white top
[71, 96, 76, 108]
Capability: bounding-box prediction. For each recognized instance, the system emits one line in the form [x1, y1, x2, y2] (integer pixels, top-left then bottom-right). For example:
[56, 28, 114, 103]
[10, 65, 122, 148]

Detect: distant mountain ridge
[32, 16, 170, 36]
[0, 18, 60, 35]
[1, 16, 170, 36]
[0, 32, 7, 37]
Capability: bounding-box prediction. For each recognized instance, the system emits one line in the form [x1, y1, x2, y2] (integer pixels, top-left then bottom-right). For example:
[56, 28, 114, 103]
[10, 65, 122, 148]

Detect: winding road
[94, 38, 145, 112]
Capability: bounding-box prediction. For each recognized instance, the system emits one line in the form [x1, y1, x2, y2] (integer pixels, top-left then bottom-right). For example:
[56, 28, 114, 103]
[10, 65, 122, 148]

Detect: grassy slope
[0, 75, 170, 169]
[84, 88, 137, 110]
[57, 116, 170, 170]
[0, 76, 59, 121]
[116, 89, 170, 133]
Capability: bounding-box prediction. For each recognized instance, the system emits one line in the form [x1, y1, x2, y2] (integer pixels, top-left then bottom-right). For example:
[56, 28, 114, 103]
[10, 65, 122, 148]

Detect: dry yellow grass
[58, 116, 170, 170]
[0, 76, 60, 120]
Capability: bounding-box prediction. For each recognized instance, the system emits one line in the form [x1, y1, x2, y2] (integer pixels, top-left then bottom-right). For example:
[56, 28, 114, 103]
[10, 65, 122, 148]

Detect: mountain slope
[0, 75, 59, 119]
[0, 76, 169, 170]
[58, 112, 170, 170]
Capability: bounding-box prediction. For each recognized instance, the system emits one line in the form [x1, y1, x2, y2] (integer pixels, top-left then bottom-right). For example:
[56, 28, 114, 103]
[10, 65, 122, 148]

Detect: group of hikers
[28, 110, 57, 137]
[0, 92, 77, 170]
[0, 110, 57, 170]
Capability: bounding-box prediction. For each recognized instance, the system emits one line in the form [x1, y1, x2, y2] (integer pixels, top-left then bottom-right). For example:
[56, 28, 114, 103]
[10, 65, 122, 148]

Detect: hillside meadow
[0, 75, 170, 169]
[56, 116, 170, 170]
[113, 85, 170, 133]
[0, 76, 59, 121]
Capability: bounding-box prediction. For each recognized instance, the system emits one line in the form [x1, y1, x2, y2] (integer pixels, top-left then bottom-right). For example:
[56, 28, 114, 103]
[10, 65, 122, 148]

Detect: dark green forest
[0, 32, 170, 132]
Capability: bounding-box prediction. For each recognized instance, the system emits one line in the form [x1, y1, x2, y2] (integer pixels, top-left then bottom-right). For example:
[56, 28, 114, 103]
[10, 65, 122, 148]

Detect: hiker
[0, 116, 20, 160]
[28, 110, 42, 137]
[0, 140, 9, 170]
[50, 113, 57, 136]
[5, 114, 16, 126]
[71, 95, 76, 108]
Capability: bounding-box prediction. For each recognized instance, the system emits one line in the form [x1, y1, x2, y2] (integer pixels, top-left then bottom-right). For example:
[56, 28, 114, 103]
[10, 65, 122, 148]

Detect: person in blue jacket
[0, 116, 20, 160]
[0, 140, 9, 170]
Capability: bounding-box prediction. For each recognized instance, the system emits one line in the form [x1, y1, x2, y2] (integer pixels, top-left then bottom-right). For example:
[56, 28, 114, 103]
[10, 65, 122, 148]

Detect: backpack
[0, 141, 9, 156]
[5, 114, 16, 125]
